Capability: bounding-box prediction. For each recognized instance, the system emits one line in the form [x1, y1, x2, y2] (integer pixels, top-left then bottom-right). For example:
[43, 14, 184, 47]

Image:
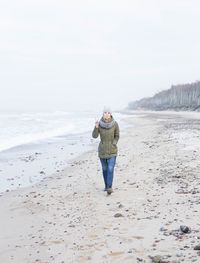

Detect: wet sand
[1, 111, 200, 263]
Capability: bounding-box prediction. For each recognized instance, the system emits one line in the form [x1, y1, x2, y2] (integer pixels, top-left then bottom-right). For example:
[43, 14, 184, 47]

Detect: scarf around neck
[99, 116, 115, 129]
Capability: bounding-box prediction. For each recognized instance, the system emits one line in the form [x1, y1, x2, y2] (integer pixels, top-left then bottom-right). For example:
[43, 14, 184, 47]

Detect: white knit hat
[103, 106, 112, 114]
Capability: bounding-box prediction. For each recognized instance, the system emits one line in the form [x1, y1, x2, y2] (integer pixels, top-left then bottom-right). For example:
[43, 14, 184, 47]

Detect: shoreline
[0, 131, 94, 194]
[0, 112, 131, 194]
[1, 111, 200, 262]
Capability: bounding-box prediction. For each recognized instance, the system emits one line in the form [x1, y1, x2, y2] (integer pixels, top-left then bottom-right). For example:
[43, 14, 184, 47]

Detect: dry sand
[1, 111, 200, 263]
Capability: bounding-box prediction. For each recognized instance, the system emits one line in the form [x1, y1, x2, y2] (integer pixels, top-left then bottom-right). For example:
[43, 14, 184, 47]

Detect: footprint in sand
[132, 236, 144, 240]
[108, 251, 125, 257]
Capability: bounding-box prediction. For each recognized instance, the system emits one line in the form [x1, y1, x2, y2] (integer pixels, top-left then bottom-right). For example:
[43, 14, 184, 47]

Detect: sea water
[0, 110, 132, 193]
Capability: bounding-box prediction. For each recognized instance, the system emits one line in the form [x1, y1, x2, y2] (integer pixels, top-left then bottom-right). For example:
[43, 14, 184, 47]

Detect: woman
[92, 107, 120, 195]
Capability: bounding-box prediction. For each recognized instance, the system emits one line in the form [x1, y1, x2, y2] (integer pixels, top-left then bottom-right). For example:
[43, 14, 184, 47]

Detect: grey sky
[0, 0, 200, 112]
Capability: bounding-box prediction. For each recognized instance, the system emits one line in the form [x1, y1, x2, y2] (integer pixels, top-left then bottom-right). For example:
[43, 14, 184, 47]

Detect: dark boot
[107, 188, 113, 195]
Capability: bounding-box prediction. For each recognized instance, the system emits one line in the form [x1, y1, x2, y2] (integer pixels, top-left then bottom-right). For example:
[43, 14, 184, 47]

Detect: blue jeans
[100, 156, 116, 189]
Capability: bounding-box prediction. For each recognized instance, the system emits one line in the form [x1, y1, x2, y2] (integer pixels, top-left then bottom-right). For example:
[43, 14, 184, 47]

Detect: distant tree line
[128, 81, 200, 111]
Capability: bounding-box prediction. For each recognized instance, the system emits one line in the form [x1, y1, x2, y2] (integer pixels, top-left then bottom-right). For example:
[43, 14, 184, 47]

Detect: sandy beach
[1, 111, 200, 263]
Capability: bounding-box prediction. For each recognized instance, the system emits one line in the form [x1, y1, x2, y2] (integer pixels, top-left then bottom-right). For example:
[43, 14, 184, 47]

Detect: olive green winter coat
[92, 116, 120, 159]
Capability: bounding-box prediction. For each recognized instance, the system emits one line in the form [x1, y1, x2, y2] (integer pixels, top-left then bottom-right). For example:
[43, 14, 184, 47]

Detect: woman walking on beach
[92, 107, 120, 195]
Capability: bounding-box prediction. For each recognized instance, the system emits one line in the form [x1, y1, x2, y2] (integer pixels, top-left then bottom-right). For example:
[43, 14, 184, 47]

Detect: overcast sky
[0, 0, 200, 112]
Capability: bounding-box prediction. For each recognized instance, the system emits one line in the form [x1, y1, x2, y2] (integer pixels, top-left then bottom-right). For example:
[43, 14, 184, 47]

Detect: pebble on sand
[180, 225, 191, 233]
[114, 213, 123, 218]
[194, 245, 200, 250]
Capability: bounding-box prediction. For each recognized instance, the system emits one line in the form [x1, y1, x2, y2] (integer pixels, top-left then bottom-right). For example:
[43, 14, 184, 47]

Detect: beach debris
[150, 255, 170, 263]
[20, 155, 36, 162]
[68, 224, 75, 228]
[114, 213, 123, 218]
[150, 255, 162, 263]
[160, 226, 167, 232]
[136, 257, 144, 262]
[161, 225, 192, 238]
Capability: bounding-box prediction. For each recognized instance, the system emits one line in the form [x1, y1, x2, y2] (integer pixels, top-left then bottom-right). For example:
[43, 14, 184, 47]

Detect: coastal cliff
[128, 81, 200, 111]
